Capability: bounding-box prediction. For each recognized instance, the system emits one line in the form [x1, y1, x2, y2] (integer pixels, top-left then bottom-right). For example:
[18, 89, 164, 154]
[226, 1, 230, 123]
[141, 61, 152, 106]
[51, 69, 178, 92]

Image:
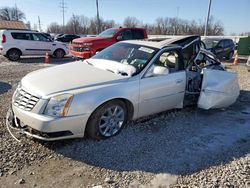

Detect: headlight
[82, 43, 92, 46]
[44, 94, 73, 117]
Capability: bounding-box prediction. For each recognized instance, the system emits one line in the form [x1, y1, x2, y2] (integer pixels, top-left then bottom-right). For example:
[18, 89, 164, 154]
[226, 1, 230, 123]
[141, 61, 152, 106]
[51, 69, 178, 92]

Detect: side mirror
[116, 35, 123, 41]
[144, 65, 169, 78]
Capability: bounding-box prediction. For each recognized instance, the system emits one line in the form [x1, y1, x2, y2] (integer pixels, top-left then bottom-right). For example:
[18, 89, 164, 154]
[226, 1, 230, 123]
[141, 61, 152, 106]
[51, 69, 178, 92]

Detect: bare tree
[123, 16, 140, 27]
[0, 6, 25, 21]
[79, 15, 90, 34]
[46, 14, 224, 36]
[207, 16, 224, 35]
[47, 22, 63, 33]
[66, 14, 81, 34]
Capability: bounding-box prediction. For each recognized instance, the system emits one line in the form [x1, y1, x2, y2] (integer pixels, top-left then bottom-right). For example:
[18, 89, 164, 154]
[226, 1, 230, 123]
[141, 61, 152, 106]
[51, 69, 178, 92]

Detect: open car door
[198, 69, 240, 109]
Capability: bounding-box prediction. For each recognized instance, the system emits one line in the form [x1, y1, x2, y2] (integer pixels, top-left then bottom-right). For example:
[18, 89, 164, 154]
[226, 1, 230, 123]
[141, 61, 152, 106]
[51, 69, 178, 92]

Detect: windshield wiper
[106, 69, 115, 73]
[85, 60, 93, 66]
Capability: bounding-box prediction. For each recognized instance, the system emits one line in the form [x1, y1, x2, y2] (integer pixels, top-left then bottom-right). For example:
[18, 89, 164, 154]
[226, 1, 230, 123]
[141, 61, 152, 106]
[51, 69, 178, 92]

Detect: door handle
[176, 79, 183, 84]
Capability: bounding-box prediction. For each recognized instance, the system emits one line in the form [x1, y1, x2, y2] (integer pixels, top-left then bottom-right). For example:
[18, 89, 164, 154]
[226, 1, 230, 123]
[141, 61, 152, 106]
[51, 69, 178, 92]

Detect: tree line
[0, 5, 226, 36]
[47, 15, 224, 36]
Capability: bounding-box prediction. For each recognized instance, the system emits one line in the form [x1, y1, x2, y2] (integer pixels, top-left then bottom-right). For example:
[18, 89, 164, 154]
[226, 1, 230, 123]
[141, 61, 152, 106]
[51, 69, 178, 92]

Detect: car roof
[109, 27, 145, 30]
[122, 35, 200, 49]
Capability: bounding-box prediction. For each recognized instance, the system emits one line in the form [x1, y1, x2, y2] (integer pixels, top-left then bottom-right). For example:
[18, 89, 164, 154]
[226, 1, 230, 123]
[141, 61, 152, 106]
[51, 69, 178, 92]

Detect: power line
[59, 0, 67, 30]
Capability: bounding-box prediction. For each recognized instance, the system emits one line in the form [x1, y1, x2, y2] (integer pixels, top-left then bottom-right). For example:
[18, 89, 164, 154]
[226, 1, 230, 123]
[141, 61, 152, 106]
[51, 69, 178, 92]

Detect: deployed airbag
[198, 69, 240, 109]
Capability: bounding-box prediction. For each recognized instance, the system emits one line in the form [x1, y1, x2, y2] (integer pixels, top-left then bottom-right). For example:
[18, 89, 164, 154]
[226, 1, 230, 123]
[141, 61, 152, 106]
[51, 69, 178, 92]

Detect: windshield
[98, 29, 118, 38]
[90, 42, 158, 76]
[202, 38, 219, 49]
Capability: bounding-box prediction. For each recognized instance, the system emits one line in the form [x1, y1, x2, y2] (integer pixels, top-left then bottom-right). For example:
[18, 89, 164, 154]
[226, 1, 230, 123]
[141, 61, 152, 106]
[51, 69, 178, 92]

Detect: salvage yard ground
[0, 56, 250, 188]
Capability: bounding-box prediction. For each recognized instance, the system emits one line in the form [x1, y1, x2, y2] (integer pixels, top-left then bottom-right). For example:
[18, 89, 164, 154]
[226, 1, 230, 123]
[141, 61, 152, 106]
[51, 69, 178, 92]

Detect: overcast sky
[0, 0, 249, 34]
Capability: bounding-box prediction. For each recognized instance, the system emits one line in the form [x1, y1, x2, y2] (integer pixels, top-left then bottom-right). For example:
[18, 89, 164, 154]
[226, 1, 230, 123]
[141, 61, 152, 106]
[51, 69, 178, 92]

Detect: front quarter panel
[67, 77, 140, 119]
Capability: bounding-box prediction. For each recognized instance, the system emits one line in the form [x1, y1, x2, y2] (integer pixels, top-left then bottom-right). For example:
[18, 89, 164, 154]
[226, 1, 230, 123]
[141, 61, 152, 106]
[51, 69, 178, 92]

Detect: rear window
[132, 30, 145, 39]
[11, 32, 32, 40]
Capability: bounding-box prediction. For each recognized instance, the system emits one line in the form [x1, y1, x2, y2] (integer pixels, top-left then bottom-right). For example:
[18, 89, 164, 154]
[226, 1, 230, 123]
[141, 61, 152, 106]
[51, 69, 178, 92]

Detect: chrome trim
[13, 88, 40, 111]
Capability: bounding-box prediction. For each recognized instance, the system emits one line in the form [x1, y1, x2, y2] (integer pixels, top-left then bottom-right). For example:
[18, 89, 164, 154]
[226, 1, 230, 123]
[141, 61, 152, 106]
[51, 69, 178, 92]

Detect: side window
[11, 33, 32, 40]
[217, 41, 225, 48]
[132, 30, 144, 39]
[119, 30, 132, 40]
[225, 40, 233, 47]
[31, 33, 49, 42]
[145, 50, 179, 77]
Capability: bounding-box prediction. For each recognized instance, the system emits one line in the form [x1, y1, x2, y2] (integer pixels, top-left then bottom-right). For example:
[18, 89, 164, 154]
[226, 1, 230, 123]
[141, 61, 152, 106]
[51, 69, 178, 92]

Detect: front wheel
[226, 51, 234, 60]
[54, 49, 65, 59]
[86, 100, 127, 140]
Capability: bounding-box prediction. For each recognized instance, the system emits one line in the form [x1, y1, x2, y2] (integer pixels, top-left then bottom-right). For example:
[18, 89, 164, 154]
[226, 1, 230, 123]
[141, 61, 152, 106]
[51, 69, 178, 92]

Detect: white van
[0, 29, 69, 61]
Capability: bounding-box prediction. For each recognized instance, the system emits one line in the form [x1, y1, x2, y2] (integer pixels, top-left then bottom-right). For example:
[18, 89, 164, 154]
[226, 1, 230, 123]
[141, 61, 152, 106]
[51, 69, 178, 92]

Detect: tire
[226, 51, 234, 60]
[54, 49, 65, 59]
[7, 49, 21, 61]
[86, 100, 128, 140]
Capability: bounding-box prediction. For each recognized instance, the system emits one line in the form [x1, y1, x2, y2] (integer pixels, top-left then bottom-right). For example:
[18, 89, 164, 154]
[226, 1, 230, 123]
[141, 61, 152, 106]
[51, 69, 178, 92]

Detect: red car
[70, 27, 148, 59]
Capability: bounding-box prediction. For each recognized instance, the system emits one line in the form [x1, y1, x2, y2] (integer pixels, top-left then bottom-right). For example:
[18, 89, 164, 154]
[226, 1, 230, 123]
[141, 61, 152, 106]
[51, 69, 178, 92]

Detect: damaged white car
[6, 36, 240, 141]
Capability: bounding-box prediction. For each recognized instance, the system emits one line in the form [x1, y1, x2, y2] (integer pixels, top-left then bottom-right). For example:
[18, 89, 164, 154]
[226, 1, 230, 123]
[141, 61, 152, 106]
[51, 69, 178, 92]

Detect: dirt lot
[0, 56, 250, 188]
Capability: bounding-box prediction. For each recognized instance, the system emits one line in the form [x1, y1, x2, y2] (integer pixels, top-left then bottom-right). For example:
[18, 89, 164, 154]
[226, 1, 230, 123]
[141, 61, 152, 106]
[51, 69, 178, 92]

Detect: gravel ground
[0, 56, 250, 188]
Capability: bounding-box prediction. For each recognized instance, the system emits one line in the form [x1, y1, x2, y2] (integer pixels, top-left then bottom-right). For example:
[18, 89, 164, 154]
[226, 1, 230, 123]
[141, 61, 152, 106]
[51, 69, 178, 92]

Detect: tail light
[2, 34, 6, 43]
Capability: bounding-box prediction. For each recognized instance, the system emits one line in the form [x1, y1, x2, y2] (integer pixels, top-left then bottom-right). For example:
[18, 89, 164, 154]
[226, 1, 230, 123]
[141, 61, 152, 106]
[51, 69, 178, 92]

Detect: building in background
[0, 20, 27, 29]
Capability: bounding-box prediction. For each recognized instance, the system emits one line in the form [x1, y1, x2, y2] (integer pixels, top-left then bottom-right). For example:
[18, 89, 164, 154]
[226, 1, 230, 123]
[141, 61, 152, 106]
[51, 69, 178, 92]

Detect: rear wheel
[7, 49, 21, 61]
[86, 100, 127, 140]
[54, 49, 65, 59]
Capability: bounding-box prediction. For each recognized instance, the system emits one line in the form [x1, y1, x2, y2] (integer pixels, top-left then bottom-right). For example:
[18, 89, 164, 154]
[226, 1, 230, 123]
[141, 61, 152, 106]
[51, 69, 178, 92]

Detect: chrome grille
[13, 88, 39, 111]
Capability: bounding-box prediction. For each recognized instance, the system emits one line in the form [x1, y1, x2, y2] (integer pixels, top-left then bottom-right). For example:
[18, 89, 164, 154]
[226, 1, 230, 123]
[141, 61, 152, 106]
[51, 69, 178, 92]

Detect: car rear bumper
[6, 105, 90, 141]
[0, 46, 6, 55]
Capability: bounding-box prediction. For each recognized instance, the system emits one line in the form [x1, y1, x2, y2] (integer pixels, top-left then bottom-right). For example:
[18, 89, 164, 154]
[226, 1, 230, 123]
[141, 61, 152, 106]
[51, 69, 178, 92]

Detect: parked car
[70, 27, 148, 59]
[54, 33, 64, 40]
[202, 38, 235, 60]
[6, 36, 239, 141]
[41, 32, 53, 41]
[0, 29, 69, 61]
[55, 34, 80, 43]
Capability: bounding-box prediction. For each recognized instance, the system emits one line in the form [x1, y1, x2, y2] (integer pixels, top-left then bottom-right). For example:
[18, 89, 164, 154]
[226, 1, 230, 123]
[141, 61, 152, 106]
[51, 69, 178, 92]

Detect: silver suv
[0, 29, 68, 61]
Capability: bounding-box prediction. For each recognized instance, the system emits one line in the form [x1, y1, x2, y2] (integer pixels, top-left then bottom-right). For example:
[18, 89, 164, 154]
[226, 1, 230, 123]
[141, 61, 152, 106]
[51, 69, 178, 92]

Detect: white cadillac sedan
[6, 36, 240, 141]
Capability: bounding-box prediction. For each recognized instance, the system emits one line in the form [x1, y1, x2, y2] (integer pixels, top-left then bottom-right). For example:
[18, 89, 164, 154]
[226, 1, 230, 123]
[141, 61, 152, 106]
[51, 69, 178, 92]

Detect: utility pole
[96, 0, 101, 34]
[15, 3, 19, 21]
[176, 6, 180, 19]
[38, 16, 42, 32]
[60, 0, 67, 31]
[204, 0, 212, 36]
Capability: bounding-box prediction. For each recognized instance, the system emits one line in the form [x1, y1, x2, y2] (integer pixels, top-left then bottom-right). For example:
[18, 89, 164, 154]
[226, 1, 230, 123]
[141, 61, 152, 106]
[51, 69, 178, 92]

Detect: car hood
[73, 36, 111, 43]
[21, 62, 126, 97]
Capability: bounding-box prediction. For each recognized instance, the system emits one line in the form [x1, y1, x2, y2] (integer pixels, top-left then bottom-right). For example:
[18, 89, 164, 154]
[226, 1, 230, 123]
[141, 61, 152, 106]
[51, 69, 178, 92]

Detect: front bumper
[70, 50, 92, 59]
[6, 105, 90, 141]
